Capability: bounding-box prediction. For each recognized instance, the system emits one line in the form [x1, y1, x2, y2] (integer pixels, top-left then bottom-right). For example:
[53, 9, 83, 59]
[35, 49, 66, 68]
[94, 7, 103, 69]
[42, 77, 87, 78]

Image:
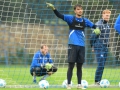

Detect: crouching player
[30, 45, 57, 83]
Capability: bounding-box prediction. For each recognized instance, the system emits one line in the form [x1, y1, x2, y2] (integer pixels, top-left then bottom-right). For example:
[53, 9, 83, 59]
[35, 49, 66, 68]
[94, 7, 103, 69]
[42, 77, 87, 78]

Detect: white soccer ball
[119, 82, 120, 87]
[81, 80, 88, 88]
[39, 80, 49, 89]
[62, 80, 73, 88]
[118, 82, 120, 87]
[0, 79, 6, 88]
[100, 79, 110, 88]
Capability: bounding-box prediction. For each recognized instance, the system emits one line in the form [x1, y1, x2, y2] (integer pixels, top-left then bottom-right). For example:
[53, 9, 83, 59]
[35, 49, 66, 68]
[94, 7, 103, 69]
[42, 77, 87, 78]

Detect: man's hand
[45, 63, 53, 71]
[46, 2, 55, 10]
[93, 28, 101, 35]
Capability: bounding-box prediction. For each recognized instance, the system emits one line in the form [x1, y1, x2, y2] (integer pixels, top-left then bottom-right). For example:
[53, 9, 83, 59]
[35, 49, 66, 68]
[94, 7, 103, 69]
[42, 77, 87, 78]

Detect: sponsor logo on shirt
[75, 23, 83, 28]
[100, 54, 103, 57]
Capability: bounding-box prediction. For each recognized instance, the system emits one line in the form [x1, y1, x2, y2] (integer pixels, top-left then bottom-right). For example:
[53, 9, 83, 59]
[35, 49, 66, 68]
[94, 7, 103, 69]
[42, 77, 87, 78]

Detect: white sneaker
[67, 85, 71, 89]
[95, 82, 100, 86]
[77, 85, 86, 89]
[77, 85, 82, 89]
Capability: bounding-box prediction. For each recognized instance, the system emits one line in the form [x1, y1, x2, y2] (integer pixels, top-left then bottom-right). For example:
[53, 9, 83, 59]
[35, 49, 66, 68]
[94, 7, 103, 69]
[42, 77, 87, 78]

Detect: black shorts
[68, 44, 85, 63]
[30, 66, 57, 76]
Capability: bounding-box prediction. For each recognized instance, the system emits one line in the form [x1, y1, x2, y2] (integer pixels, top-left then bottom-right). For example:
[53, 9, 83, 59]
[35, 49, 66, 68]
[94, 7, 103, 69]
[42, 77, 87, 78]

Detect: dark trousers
[30, 66, 57, 76]
[67, 44, 84, 84]
[94, 49, 108, 82]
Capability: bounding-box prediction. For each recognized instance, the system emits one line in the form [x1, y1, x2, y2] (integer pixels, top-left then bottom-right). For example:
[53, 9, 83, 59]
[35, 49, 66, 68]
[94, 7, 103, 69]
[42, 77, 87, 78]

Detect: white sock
[42, 74, 49, 80]
[33, 76, 36, 80]
[68, 84, 71, 86]
[78, 84, 81, 86]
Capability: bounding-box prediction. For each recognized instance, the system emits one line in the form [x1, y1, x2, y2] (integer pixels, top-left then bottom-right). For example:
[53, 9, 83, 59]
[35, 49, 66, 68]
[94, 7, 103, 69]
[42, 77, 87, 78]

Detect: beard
[78, 14, 81, 16]
[77, 14, 82, 17]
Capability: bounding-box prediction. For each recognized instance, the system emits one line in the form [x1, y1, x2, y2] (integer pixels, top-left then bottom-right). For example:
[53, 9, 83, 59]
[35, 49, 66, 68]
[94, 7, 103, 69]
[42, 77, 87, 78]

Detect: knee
[68, 64, 74, 70]
[53, 66, 58, 72]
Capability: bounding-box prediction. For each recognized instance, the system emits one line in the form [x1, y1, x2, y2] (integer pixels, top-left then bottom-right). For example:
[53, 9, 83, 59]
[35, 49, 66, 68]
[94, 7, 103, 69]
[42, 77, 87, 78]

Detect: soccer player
[114, 14, 120, 34]
[30, 45, 57, 83]
[90, 9, 111, 85]
[46, 3, 100, 89]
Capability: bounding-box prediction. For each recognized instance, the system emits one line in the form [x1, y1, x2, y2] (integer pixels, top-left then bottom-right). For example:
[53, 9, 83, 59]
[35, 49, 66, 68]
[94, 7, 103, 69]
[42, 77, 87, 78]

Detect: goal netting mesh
[0, 0, 120, 88]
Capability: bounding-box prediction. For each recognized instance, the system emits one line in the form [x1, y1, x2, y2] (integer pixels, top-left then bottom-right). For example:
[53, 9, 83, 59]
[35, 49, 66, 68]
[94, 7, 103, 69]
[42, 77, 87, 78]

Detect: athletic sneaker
[77, 85, 82, 89]
[67, 85, 71, 89]
[95, 82, 100, 86]
[77, 85, 86, 89]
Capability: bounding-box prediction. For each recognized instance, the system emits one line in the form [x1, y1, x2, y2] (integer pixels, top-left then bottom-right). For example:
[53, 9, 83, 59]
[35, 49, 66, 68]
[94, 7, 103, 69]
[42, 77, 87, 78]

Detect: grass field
[0, 88, 120, 90]
[0, 65, 120, 90]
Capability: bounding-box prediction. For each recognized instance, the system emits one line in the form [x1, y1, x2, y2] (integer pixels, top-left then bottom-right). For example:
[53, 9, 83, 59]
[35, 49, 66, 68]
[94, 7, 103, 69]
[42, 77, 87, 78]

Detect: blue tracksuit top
[114, 14, 120, 34]
[30, 51, 53, 69]
[90, 19, 110, 49]
[64, 15, 94, 46]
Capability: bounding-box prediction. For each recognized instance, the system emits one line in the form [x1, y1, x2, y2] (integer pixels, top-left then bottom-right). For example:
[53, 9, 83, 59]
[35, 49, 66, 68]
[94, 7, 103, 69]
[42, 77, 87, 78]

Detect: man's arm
[84, 18, 96, 29]
[114, 14, 120, 34]
[32, 53, 41, 67]
[84, 18, 101, 36]
[53, 10, 64, 20]
[90, 33, 99, 47]
[89, 22, 101, 48]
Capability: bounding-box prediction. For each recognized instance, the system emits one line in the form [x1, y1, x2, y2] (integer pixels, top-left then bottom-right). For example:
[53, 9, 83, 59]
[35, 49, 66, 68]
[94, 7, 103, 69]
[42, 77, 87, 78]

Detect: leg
[76, 46, 85, 89]
[30, 68, 37, 83]
[39, 67, 49, 81]
[67, 62, 75, 84]
[47, 66, 57, 75]
[98, 51, 108, 81]
[95, 50, 107, 82]
[40, 66, 57, 81]
[67, 44, 77, 89]
[33, 72, 37, 83]
[76, 63, 83, 84]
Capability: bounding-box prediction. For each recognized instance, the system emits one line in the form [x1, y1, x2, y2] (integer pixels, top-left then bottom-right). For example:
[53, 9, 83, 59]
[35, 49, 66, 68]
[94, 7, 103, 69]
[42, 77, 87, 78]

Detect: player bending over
[30, 45, 57, 83]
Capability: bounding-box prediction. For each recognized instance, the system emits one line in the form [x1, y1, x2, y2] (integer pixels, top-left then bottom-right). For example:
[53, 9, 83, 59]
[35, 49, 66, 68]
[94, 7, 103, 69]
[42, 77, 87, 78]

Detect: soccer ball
[81, 80, 88, 88]
[0, 79, 6, 88]
[62, 80, 73, 88]
[119, 82, 120, 87]
[100, 79, 110, 88]
[39, 80, 49, 89]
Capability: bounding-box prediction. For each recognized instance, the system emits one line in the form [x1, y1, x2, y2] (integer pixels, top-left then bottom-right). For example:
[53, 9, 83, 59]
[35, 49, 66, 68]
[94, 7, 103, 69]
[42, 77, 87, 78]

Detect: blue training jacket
[63, 15, 94, 46]
[90, 19, 110, 50]
[114, 14, 120, 34]
[30, 51, 53, 69]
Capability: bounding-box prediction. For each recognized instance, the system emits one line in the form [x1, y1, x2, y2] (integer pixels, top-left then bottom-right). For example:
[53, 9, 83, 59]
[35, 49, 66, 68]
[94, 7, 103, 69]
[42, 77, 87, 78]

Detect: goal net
[0, 0, 120, 88]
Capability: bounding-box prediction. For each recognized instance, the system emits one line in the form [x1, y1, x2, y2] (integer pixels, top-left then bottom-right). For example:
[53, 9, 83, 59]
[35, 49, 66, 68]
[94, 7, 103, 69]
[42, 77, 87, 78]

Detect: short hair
[40, 44, 48, 49]
[74, 4, 82, 10]
[102, 9, 111, 14]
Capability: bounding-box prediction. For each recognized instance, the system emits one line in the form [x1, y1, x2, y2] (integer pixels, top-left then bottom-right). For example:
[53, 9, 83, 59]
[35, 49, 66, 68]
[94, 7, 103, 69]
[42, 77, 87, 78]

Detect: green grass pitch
[0, 65, 120, 90]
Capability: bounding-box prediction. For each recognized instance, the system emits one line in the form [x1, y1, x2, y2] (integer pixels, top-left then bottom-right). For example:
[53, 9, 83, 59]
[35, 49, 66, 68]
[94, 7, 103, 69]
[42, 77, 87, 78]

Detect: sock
[68, 84, 71, 86]
[33, 76, 36, 81]
[41, 74, 49, 80]
[78, 84, 81, 86]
